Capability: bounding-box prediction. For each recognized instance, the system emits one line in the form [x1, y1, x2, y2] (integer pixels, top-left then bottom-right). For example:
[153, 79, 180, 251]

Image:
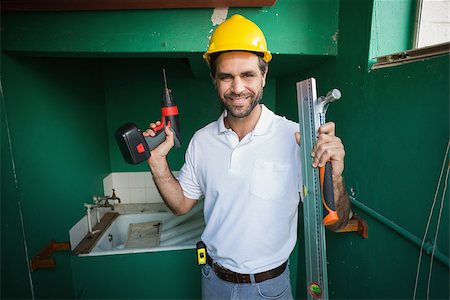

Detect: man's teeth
[230, 96, 248, 101]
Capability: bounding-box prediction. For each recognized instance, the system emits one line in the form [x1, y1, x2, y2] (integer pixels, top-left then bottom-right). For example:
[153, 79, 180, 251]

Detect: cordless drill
[115, 69, 181, 164]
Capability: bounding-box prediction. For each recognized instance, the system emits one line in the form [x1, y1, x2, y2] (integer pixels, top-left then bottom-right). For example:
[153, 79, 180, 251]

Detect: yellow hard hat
[203, 14, 272, 64]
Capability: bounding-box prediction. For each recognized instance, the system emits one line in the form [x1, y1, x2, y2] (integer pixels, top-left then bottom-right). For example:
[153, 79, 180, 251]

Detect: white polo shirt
[178, 105, 301, 274]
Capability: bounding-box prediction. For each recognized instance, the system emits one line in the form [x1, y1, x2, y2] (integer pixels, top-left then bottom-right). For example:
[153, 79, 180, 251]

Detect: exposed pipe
[350, 197, 449, 269]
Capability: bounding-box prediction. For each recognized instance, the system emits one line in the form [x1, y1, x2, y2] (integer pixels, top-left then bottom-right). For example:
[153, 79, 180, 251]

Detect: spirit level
[296, 78, 341, 299]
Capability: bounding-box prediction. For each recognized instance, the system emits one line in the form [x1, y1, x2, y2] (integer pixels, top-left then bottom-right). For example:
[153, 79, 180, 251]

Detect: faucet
[84, 203, 101, 235]
[86, 189, 120, 235]
[93, 189, 121, 210]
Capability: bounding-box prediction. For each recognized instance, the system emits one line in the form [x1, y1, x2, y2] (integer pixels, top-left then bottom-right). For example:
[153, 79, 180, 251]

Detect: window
[415, 0, 450, 48]
[370, 0, 450, 70]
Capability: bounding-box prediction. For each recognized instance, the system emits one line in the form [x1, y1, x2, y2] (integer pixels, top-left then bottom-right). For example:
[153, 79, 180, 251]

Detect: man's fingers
[147, 126, 175, 159]
[311, 135, 344, 168]
[313, 144, 345, 168]
[143, 121, 161, 137]
[295, 132, 300, 145]
[311, 134, 340, 156]
[318, 121, 335, 136]
[164, 125, 174, 142]
[310, 122, 345, 177]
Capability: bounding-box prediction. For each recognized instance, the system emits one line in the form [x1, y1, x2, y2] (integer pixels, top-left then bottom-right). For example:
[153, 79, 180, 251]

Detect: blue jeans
[201, 263, 293, 300]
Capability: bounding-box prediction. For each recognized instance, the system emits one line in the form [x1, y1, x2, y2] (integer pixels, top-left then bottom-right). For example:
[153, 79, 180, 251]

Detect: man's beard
[219, 88, 264, 118]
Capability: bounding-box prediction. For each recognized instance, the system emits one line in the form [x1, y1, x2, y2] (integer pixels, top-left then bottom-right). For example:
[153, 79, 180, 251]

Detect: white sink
[77, 202, 205, 257]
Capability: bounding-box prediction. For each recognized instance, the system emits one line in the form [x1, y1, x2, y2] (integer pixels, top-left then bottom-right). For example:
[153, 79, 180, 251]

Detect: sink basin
[80, 203, 205, 257]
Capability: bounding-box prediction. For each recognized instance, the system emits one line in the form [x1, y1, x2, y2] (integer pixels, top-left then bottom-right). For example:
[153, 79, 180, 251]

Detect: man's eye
[220, 75, 232, 81]
[243, 73, 256, 78]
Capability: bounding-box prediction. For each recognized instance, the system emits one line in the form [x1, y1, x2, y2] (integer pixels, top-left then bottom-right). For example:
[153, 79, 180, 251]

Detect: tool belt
[206, 253, 287, 284]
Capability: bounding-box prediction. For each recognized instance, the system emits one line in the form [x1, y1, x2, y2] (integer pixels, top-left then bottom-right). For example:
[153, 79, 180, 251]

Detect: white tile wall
[103, 171, 179, 204]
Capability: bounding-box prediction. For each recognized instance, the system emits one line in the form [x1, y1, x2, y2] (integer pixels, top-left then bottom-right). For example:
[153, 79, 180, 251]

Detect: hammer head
[325, 89, 341, 103]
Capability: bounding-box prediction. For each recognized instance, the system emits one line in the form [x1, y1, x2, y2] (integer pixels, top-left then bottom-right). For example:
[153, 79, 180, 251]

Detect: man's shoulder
[272, 113, 299, 130]
[192, 120, 218, 139]
[261, 105, 298, 130]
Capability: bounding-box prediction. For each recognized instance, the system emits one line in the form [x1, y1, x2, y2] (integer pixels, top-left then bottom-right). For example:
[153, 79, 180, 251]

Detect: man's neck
[224, 105, 262, 140]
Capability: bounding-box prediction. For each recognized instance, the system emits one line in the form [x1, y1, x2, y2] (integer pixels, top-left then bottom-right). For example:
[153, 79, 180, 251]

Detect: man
[145, 14, 350, 300]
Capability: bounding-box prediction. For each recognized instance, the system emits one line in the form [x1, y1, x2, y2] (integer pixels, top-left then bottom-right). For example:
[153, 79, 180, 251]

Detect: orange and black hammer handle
[320, 161, 339, 225]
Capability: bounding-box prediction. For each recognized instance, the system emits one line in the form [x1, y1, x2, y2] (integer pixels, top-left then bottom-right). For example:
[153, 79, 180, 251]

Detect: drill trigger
[153, 119, 165, 132]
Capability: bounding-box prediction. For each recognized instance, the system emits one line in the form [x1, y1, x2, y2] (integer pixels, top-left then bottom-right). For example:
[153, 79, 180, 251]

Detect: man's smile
[226, 94, 252, 105]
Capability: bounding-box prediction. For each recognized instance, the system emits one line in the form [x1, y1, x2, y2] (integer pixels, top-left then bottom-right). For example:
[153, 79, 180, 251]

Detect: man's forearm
[148, 158, 193, 215]
[327, 175, 350, 231]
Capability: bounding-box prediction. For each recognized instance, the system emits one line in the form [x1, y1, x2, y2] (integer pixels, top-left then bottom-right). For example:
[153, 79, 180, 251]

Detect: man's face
[213, 51, 267, 118]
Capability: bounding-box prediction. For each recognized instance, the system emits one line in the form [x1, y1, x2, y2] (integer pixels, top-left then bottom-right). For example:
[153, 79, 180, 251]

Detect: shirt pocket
[250, 159, 291, 201]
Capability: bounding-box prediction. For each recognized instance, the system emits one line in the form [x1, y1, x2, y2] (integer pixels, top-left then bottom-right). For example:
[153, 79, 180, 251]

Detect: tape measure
[296, 78, 341, 299]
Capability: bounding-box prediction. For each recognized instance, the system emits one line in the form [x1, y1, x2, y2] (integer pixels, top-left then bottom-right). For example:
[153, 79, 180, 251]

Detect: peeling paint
[206, 30, 213, 43]
[211, 7, 229, 26]
[332, 31, 339, 43]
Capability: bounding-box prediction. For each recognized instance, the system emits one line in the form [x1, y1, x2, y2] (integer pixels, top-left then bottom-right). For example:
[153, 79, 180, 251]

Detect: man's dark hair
[209, 51, 268, 79]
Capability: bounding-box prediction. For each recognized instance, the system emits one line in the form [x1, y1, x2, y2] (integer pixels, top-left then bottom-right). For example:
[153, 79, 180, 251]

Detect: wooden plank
[335, 214, 368, 239]
[72, 212, 119, 255]
[29, 241, 71, 271]
[1, 0, 277, 11]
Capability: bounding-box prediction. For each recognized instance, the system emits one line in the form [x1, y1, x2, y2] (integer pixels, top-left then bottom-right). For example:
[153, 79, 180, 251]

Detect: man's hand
[143, 121, 196, 216]
[143, 121, 175, 160]
[311, 122, 345, 178]
[295, 122, 345, 177]
[296, 122, 350, 230]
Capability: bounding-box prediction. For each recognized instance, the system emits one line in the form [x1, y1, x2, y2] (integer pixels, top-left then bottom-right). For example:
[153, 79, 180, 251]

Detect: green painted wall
[103, 58, 276, 172]
[276, 0, 449, 299]
[2, 0, 449, 299]
[71, 250, 201, 299]
[1, 91, 32, 300]
[2, 1, 322, 297]
[1, 0, 339, 79]
[1, 1, 339, 56]
[369, 0, 417, 62]
[1, 55, 110, 298]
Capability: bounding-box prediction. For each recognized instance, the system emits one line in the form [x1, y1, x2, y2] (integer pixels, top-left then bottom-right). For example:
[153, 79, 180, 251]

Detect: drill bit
[163, 68, 168, 89]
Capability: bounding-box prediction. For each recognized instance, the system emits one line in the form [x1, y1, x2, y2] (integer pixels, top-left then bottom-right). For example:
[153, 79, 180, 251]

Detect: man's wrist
[148, 155, 169, 177]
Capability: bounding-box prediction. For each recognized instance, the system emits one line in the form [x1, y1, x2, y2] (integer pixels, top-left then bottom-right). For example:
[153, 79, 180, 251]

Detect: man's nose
[231, 77, 245, 94]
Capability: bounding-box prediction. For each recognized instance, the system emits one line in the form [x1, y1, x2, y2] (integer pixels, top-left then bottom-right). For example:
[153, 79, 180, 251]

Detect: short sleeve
[177, 139, 203, 200]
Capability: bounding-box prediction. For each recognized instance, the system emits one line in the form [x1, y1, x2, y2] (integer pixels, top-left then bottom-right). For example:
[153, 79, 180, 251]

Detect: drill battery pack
[115, 123, 150, 164]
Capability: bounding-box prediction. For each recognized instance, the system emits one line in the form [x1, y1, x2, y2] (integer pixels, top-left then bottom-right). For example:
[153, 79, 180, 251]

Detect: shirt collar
[216, 104, 274, 136]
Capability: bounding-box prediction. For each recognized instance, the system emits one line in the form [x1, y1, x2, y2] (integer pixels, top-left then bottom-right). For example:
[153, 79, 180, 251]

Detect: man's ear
[210, 73, 217, 88]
